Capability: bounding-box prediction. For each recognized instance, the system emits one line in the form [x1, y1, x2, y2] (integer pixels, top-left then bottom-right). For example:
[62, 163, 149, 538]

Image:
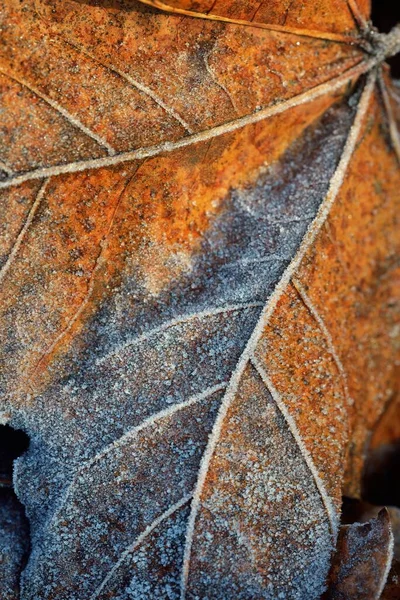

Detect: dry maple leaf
[0, 0, 399, 598]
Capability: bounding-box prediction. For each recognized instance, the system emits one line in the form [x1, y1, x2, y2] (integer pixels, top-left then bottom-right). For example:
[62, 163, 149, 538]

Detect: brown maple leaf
[325, 509, 394, 600]
[0, 0, 399, 598]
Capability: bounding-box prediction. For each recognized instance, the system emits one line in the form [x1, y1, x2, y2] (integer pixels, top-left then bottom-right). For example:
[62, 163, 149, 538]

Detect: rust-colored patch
[254, 281, 349, 512]
[0, 89, 343, 395]
[135, 0, 360, 35]
[294, 89, 400, 495]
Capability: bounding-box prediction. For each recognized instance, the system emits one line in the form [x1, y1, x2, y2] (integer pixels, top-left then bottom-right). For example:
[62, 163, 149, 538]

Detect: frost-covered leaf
[0, 0, 399, 598]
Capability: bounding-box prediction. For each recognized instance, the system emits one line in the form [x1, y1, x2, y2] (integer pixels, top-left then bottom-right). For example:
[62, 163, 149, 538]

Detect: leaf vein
[0, 179, 48, 286]
[90, 494, 193, 600]
[61, 39, 194, 134]
[95, 302, 265, 366]
[137, 0, 362, 43]
[346, 0, 368, 31]
[250, 355, 338, 536]
[30, 164, 143, 377]
[0, 58, 370, 190]
[179, 71, 376, 599]
[203, 52, 239, 115]
[0, 68, 116, 156]
[0, 159, 14, 175]
[292, 276, 352, 406]
[44, 383, 226, 535]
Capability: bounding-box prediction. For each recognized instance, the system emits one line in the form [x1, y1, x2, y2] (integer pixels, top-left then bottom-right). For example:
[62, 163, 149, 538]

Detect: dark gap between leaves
[0, 425, 30, 488]
[0, 424, 31, 584]
[362, 439, 400, 508]
[371, 0, 400, 77]
[341, 438, 400, 526]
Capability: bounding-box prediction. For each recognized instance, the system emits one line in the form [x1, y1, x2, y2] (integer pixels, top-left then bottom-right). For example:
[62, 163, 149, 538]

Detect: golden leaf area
[0, 0, 399, 597]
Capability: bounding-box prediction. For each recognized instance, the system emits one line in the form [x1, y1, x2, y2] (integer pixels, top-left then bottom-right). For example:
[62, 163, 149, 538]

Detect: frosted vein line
[204, 53, 238, 114]
[180, 71, 376, 599]
[90, 494, 192, 599]
[62, 40, 193, 134]
[79, 383, 226, 468]
[45, 383, 226, 533]
[250, 356, 338, 536]
[96, 302, 264, 365]
[292, 277, 351, 405]
[0, 58, 370, 190]
[0, 68, 116, 156]
[0, 179, 48, 285]
[220, 254, 291, 269]
[268, 213, 315, 225]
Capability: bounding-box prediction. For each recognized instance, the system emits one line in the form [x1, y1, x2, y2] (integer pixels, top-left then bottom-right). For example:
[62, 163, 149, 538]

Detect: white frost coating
[180, 71, 376, 599]
[44, 383, 226, 531]
[0, 58, 373, 190]
[90, 493, 193, 600]
[61, 42, 194, 135]
[376, 525, 394, 600]
[96, 302, 264, 365]
[292, 277, 352, 405]
[0, 68, 116, 156]
[0, 179, 49, 286]
[220, 254, 291, 270]
[250, 356, 339, 538]
[378, 71, 400, 163]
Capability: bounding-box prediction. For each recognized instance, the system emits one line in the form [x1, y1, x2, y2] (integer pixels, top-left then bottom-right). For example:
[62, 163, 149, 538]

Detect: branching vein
[61, 39, 194, 134]
[96, 301, 264, 366]
[180, 70, 376, 599]
[90, 494, 193, 600]
[346, 0, 368, 31]
[0, 68, 116, 156]
[204, 52, 239, 114]
[0, 58, 370, 190]
[31, 166, 141, 373]
[44, 383, 226, 533]
[250, 355, 338, 537]
[136, 0, 361, 43]
[292, 276, 352, 405]
[0, 159, 13, 175]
